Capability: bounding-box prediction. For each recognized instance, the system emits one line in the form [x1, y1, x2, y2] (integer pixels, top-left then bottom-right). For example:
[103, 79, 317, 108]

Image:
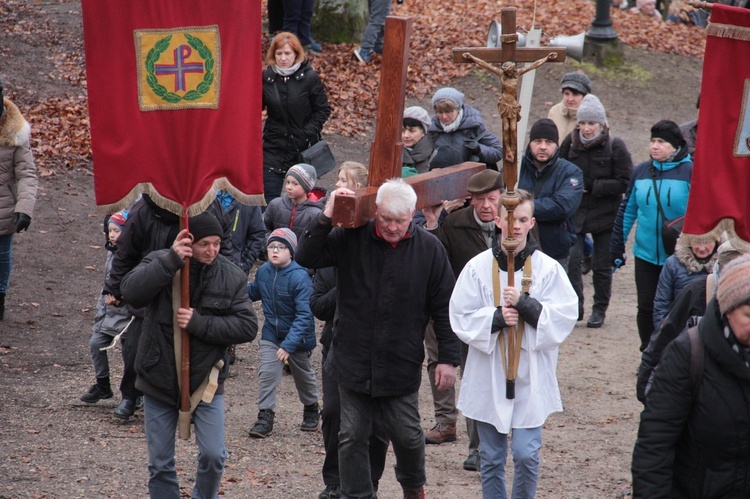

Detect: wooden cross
[332, 16, 485, 227]
[452, 7, 566, 399]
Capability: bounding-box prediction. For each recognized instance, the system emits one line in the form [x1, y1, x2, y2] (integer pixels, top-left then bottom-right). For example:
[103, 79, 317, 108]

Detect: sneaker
[424, 422, 457, 444]
[403, 487, 425, 499]
[301, 402, 320, 431]
[80, 382, 113, 404]
[304, 39, 323, 53]
[249, 409, 275, 438]
[463, 449, 480, 471]
[353, 47, 372, 63]
[318, 484, 341, 499]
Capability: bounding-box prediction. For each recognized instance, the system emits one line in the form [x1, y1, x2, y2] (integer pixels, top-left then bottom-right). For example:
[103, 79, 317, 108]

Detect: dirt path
[0, 1, 704, 497]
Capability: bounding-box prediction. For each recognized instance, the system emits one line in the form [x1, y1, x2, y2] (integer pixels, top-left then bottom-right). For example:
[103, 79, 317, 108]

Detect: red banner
[82, 0, 264, 215]
[683, 4, 750, 247]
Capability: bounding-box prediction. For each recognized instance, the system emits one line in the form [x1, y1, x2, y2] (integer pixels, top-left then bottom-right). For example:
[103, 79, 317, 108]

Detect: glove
[13, 213, 31, 233]
[584, 176, 594, 192]
[465, 139, 481, 155]
[610, 252, 626, 269]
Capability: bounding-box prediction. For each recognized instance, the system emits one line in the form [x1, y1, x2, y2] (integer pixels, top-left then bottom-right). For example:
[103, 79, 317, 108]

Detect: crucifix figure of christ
[331, 16, 485, 228]
[452, 7, 566, 399]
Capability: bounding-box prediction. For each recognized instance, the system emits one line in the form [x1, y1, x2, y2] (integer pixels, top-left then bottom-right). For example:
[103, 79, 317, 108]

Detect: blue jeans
[0, 234, 13, 294]
[476, 422, 542, 499]
[361, 0, 392, 53]
[144, 394, 227, 499]
[339, 386, 424, 498]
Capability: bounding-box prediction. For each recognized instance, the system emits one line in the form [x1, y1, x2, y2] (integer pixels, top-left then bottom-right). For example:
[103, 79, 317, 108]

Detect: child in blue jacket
[247, 228, 319, 437]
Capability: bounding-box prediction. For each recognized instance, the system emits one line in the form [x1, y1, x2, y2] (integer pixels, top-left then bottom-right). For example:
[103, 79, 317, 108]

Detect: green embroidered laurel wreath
[145, 34, 215, 103]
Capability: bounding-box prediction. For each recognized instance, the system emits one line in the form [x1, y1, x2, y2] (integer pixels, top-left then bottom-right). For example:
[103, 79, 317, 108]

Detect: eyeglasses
[267, 244, 287, 252]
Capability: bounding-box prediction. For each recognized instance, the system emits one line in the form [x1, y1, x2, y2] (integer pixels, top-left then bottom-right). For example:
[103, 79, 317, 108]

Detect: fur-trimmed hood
[0, 98, 31, 148]
[674, 233, 722, 274]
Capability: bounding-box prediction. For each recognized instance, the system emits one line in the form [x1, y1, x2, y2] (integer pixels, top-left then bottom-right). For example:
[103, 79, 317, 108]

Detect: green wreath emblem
[145, 33, 215, 103]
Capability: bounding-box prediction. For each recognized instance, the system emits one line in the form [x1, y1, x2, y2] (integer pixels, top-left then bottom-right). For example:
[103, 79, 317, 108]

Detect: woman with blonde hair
[262, 32, 331, 204]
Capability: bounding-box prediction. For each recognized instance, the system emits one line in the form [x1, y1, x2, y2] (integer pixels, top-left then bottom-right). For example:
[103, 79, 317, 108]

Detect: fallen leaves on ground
[2, 0, 707, 172]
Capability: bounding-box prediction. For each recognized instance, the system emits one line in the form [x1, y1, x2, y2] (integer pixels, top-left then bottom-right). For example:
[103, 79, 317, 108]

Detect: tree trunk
[313, 0, 369, 44]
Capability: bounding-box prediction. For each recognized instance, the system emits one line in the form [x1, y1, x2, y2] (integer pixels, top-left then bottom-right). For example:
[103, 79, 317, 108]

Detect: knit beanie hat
[560, 72, 592, 95]
[286, 163, 317, 193]
[576, 94, 607, 125]
[431, 87, 464, 108]
[403, 106, 431, 134]
[717, 254, 750, 315]
[190, 212, 223, 242]
[430, 146, 464, 169]
[267, 228, 298, 256]
[467, 169, 503, 194]
[108, 210, 129, 230]
[529, 118, 560, 144]
[651, 120, 685, 150]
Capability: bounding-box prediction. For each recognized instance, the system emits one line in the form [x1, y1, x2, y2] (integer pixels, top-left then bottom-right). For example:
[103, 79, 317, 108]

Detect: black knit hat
[189, 212, 223, 242]
[651, 120, 685, 150]
[430, 146, 464, 169]
[529, 118, 559, 145]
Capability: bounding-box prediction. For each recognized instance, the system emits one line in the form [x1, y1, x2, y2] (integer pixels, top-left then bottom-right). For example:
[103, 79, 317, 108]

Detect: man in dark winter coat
[296, 179, 460, 499]
[421, 169, 504, 471]
[120, 212, 257, 499]
[104, 194, 233, 420]
[518, 118, 584, 271]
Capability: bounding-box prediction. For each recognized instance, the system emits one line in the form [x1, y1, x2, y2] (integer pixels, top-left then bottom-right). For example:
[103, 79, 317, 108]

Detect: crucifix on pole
[332, 16, 485, 228]
[452, 7, 567, 399]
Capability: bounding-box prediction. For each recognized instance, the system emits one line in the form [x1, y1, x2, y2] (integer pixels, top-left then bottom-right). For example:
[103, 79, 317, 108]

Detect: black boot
[0, 292, 5, 321]
[248, 409, 275, 438]
[301, 402, 320, 431]
[81, 377, 113, 403]
[114, 397, 137, 419]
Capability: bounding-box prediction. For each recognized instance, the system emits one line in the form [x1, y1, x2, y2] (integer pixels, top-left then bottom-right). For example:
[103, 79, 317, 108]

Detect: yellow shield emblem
[134, 25, 221, 111]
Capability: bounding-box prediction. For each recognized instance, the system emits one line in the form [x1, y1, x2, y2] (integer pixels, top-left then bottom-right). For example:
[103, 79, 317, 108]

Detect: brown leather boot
[424, 422, 457, 444]
[403, 486, 425, 499]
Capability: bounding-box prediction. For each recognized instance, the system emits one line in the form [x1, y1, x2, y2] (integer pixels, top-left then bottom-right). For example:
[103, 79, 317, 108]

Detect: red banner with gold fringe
[683, 4, 750, 249]
[82, 0, 264, 215]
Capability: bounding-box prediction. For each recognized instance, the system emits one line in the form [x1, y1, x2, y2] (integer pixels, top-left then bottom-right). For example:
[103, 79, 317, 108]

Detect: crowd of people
[3, 16, 748, 496]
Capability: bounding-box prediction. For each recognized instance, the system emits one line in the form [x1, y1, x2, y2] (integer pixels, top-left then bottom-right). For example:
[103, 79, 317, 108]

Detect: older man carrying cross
[297, 179, 460, 499]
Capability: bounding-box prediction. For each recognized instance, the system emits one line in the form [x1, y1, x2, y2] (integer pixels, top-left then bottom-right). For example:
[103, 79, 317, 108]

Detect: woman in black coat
[262, 32, 331, 204]
[632, 254, 750, 498]
[559, 94, 633, 327]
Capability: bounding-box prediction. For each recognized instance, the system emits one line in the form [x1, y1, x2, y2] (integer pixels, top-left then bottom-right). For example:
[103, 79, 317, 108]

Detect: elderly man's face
[375, 206, 413, 244]
[192, 235, 221, 265]
[471, 189, 501, 223]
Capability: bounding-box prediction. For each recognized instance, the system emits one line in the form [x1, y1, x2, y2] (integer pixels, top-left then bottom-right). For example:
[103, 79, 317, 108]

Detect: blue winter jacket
[518, 147, 584, 260]
[610, 151, 692, 266]
[247, 260, 316, 353]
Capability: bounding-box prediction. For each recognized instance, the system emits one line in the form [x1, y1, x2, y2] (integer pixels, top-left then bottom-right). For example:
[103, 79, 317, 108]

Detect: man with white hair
[297, 178, 461, 499]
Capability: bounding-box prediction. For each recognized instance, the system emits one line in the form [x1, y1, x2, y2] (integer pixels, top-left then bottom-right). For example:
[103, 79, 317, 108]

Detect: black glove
[13, 213, 31, 233]
[610, 252, 626, 269]
[465, 139, 481, 155]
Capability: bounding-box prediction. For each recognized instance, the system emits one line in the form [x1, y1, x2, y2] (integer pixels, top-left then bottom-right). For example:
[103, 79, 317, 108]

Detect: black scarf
[492, 232, 539, 272]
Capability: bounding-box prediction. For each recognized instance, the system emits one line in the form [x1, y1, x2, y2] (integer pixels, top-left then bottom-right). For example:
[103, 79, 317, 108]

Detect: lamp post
[583, 0, 623, 66]
[587, 0, 619, 41]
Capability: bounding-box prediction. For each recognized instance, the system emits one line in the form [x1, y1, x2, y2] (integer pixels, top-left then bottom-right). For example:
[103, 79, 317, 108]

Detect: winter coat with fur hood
[0, 98, 37, 236]
[652, 235, 720, 330]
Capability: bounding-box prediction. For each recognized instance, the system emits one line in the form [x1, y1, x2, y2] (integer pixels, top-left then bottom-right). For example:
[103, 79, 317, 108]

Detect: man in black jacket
[120, 212, 257, 498]
[297, 179, 460, 499]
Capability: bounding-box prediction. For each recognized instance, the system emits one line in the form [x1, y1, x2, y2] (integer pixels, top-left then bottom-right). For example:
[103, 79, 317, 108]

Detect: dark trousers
[282, 0, 314, 45]
[119, 317, 144, 399]
[635, 257, 663, 351]
[263, 170, 286, 206]
[339, 387, 425, 497]
[268, 0, 285, 34]
[568, 231, 613, 317]
[321, 350, 389, 488]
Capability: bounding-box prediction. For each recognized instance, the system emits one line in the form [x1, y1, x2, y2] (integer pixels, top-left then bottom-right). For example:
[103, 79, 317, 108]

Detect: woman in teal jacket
[610, 120, 692, 351]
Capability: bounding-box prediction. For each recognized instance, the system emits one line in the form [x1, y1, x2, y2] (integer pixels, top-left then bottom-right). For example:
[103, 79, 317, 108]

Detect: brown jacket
[0, 98, 37, 235]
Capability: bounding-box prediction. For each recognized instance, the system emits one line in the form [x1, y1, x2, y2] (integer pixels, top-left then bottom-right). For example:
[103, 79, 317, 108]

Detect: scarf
[441, 108, 464, 133]
[473, 209, 497, 248]
[579, 129, 603, 146]
[492, 232, 539, 271]
[273, 62, 302, 76]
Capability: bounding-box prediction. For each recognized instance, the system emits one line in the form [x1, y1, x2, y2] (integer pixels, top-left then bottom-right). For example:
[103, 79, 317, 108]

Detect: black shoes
[463, 449, 481, 471]
[114, 397, 137, 419]
[581, 255, 593, 275]
[81, 379, 113, 403]
[301, 403, 321, 431]
[249, 409, 275, 438]
[318, 484, 341, 499]
[587, 310, 605, 328]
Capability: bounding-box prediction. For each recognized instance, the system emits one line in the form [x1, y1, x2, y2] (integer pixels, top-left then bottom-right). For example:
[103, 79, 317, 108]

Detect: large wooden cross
[452, 7, 566, 399]
[332, 16, 485, 227]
